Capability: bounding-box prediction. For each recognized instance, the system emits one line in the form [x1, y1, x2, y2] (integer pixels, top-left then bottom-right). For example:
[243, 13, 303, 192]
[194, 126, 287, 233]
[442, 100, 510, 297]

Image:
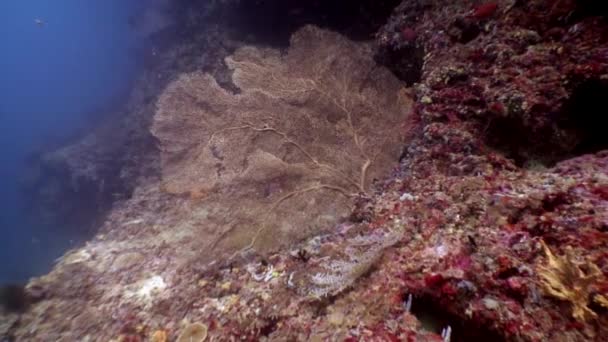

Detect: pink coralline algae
[369, 0, 608, 339]
[401, 27, 417, 42]
[470, 2, 499, 20]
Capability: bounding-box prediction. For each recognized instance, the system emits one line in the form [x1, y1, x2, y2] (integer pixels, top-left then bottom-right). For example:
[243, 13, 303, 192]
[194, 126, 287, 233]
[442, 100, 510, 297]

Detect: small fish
[34, 18, 45, 26]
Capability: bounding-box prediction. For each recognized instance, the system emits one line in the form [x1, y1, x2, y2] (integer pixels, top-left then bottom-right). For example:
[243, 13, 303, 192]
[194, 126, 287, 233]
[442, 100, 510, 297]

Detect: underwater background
[0, 0, 160, 284]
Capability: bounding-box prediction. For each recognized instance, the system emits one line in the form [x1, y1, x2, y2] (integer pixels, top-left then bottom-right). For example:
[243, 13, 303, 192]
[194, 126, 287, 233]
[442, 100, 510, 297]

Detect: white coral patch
[137, 275, 166, 298]
[124, 275, 167, 304]
[62, 249, 92, 264]
[400, 192, 415, 201]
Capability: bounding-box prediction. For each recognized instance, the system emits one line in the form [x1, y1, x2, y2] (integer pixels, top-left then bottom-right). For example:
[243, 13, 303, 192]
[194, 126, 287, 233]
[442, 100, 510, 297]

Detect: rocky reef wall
[4, 0, 608, 341]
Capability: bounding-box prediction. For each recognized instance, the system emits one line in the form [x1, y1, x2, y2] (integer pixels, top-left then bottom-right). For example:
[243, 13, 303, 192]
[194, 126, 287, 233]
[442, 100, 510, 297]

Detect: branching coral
[537, 241, 607, 321]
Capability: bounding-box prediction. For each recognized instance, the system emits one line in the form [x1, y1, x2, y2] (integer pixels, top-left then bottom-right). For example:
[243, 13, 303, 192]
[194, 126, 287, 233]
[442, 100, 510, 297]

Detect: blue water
[0, 0, 157, 284]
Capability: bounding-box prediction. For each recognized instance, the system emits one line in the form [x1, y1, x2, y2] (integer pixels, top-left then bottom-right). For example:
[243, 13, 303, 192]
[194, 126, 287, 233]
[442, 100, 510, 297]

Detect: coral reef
[378, 0, 608, 165]
[3, 25, 413, 342]
[4, 0, 608, 341]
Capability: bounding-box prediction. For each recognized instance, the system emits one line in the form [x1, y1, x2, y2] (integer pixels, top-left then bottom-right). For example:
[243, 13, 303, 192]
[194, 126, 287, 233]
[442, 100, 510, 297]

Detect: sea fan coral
[152, 25, 411, 256]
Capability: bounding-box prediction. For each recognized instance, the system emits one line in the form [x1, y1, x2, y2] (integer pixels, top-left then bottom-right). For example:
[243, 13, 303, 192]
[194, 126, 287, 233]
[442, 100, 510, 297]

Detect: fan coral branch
[218, 183, 354, 256]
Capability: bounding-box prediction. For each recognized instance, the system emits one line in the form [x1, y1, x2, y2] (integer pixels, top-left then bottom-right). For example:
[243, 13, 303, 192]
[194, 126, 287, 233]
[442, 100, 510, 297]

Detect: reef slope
[3, 0, 608, 341]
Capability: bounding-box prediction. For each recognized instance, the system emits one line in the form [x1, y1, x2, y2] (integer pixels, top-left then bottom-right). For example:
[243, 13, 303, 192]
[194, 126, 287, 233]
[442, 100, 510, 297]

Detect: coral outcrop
[4, 0, 608, 341]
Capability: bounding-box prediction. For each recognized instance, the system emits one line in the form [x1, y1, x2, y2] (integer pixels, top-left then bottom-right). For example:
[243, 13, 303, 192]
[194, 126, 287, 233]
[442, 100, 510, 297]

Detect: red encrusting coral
[368, 0, 608, 339]
[470, 2, 499, 20]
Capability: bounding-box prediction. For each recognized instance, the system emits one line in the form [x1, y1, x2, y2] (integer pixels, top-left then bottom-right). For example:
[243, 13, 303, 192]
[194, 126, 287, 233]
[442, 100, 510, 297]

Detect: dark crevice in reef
[214, 0, 403, 47]
[372, 0, 429, 85]
[375, 44, 424, 85]
[447, 16, 482, 44]
[574, 0, 608, 20]
[409, 294, 506, 342]
[484, 78, 608, 168]
[483, 115, 557, 168]
[0, 284, 29, 313]
[259, 317, 279, 337]
[559, 78, 608, 157]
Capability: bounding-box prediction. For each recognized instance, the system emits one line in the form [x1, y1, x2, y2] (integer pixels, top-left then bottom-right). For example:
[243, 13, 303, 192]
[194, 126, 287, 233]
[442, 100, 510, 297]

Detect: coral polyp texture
[4, 0, 608, 341]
